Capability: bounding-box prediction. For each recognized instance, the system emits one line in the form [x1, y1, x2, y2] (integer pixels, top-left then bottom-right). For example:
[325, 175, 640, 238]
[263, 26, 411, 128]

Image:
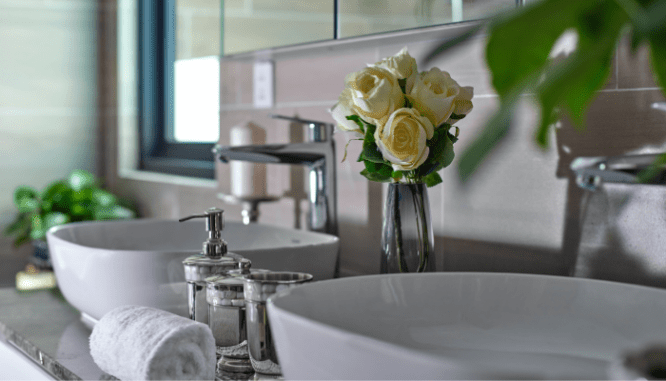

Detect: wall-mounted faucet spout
[214, 116, 337, 236]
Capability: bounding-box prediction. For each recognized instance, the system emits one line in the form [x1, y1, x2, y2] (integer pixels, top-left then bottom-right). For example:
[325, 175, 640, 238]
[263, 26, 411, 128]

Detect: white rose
[330, 89, 363, 136]
[409, 67, 472, 127]
[445, 85, 474, 125]
[374, 108, 434, 171]
[374, 48, 419, 94]
[344, 66, 405, 126]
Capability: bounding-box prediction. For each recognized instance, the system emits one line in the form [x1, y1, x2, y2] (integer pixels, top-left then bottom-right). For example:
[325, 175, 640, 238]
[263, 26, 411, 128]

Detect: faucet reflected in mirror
[214, 115, 338, 236]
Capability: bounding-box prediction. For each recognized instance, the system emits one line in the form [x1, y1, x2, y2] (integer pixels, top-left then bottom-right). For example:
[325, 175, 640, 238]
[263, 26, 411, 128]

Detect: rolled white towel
[89, 305, 216, 380]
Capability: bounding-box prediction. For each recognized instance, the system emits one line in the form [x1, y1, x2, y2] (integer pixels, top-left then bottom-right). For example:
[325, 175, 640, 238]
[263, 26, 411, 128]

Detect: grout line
[221, 93, 501, 112]
[599, 86, 662, 93]
[220, 86, 661, 113]
[615, 47, 619, 90]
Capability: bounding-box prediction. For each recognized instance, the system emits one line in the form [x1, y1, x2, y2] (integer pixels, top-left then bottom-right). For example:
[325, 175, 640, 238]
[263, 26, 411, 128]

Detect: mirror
[220, 0, 519, 56]
[171, 0, 520, 143]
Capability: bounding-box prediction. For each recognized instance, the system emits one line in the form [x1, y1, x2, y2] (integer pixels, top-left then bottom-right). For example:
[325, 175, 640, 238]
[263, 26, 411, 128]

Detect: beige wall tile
[556, 89, 666, 176]
[275, 50, 377, 104]
[617, 36, 660, 90]
[220, 60, 254, 106]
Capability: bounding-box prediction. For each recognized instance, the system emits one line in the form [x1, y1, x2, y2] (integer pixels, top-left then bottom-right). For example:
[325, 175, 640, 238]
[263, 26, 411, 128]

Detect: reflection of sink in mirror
[268, 272, 666, 380]
[47, 219, 339, 321]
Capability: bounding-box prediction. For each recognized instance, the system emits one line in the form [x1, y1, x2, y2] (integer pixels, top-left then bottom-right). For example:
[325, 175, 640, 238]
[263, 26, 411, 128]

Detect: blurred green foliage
[3, 170, 137, 247]
[425, 0, 666, 182]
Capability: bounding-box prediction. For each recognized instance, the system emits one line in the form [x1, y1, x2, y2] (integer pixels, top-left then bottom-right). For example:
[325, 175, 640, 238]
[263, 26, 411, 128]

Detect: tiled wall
[109, 18, 666, 283]
[0, 0, 98, 270]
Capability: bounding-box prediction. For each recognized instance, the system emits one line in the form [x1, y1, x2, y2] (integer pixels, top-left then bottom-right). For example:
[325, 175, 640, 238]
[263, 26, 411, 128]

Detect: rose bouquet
[331, 48, 473, 187]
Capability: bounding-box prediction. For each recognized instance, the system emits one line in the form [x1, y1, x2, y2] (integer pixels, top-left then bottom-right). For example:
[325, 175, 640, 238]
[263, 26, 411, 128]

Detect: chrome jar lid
[243, 271, 313, 303]
[183, 255, 248, 282]
[205, 269, 270, 306]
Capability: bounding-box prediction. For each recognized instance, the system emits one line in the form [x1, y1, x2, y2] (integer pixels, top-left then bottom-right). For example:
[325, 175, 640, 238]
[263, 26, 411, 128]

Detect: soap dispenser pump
[180, 208, 250, 324]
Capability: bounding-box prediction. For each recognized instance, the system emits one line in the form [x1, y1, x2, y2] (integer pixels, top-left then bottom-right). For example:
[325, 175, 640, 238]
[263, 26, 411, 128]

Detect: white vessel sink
[0, 340, 53, 380]
[268, 272, 666, 380]
[47, 219, 338, 321]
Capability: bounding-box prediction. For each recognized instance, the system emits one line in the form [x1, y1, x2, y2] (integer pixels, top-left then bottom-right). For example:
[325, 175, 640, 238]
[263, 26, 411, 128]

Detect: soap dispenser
[179, 208, 250, 324]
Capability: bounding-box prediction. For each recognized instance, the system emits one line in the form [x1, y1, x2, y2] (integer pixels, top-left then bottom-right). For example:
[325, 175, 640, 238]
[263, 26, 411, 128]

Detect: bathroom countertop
[0, 287, 112, 380]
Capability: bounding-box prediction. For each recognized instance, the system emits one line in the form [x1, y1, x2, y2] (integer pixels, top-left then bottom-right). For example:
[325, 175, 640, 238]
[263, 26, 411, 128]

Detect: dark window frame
[138, 0, 215, 179]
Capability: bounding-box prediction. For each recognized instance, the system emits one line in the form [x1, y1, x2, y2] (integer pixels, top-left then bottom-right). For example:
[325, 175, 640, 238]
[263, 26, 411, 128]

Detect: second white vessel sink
[47, 219, 339, 321]
[268, 272, 666, 380]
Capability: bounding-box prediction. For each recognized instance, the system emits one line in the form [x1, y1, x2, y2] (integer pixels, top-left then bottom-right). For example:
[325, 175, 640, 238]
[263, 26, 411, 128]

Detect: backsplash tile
[617, 36, 660, 90]
[275, 50, 377, 104]
[556, 88, 666, 177]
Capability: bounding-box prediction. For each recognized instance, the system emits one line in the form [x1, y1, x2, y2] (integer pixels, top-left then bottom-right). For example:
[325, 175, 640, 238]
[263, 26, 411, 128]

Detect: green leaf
[14, 186, 39, 213]
[535, 1, 624, 145]
[398, 78, 407, 94]
[486, 0, 601, 100]
[637, 152, 666, 183]
[447, 130, 459, 144]
[92, 189, 118, 207]
[642, 0, 666, 36]
[358, 123, 385, 163]
[359, 169, 392, 183]
[68, 169, 96, 191]
[364, 161, 393, 178]
[424, 172, 443, 188]
[416, 129, 455, 178]
[346, 115, 374, 134]
[30, 214, 45, 241]
[404, 95, 412, 108]
[94, 205, 135, 220]
[17, 198, 39, 214]
[73, 188, 94, 203]
[3, 213, 30, 236]
[391, 171, 403, 180]
[42, 181, 73, 213]
[43, 212, 70, 230]
[13, 234, 30, 248]
[360, 144, 385, 163]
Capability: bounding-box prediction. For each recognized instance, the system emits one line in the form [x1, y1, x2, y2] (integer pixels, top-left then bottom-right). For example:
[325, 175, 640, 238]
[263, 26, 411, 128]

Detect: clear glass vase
[381, 183, 435, 273]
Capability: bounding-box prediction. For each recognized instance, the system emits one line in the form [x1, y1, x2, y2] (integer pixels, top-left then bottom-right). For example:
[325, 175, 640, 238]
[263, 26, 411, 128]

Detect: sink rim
[47, 218, 339, 253]
[46, 218, 340, 321]
[268, 272, 666, 380]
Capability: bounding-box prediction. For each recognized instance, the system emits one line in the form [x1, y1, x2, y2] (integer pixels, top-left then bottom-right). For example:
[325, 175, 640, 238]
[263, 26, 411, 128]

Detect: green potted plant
[3, 169, 137, 268]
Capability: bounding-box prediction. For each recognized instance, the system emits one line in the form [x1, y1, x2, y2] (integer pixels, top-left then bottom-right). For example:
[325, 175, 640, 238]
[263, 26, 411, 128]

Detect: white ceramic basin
[268, 272, 666, 380]
[0, 340, 53, 380]
[47, 219, 339, 321]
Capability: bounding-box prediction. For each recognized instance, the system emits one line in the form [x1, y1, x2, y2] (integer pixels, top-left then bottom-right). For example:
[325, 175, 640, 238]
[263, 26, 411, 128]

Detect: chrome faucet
[213, 115, 338, 236]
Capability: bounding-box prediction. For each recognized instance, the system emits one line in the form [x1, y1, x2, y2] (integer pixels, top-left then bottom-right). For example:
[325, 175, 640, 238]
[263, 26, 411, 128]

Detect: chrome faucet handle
[269, 114, 334, 142]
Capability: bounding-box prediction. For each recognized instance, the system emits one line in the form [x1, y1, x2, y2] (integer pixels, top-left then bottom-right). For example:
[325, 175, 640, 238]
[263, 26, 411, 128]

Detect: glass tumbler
[242, 272, 313, 375]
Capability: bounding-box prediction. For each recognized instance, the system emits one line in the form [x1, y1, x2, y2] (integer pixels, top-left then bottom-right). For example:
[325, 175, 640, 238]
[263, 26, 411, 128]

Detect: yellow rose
[374, 108, 434, 171]
[344, 66, 405, 126]
[374, 48, 419, 94]
[409, 67, 473, 127]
